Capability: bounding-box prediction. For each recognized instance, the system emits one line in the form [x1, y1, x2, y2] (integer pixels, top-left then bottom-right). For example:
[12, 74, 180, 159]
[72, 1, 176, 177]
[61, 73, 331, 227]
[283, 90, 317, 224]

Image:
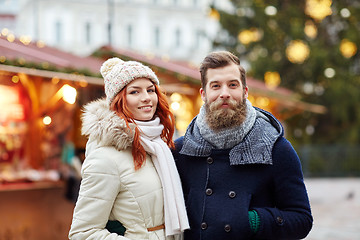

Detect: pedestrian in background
[69, 57, 189, 240]
[173, 51, 313, 239]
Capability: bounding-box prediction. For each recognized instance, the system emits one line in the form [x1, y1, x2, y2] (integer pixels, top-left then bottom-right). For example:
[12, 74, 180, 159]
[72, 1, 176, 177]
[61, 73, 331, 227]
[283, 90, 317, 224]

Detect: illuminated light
[209, 7, 220, 21]
[51, 77, 60, 84]
[340, 8, 351, 18]
[62, 84, 77, 104]
[247, 95, 255, 104]
[286, 40, 310, 64]
[256, 97, 270, 107]
[305, 125, 315, 135]
[146, 52, 155, 60]
[17, 57, 26, 65]
[238, 30, 253, 45]
[264, 6, 277, 16]
[304, 20, 317, 39]
[303, 82, 314, 94]
[43, 116, 52, 125]
[1, 28, 9, 36]
[79, 80, 88, 87]
[0, 86, 25, 121]
[170, 93, 182, 102]
[264, 71, 281, 89]
[0, 56, 6, 63]
[238, 28, 262, 45]
[7, 34, 15, 42]
[171, 102, 180, 111]
[340, 39, 357, 58]
[324, 68, 335, 78]
[305, 0, 332, 22]
[36, 40, 46, 48]
[161, 54, 170, 62]
[42, 62, 49, 69]
[11, 75, 20, 83]
[19, 35, 32, 45]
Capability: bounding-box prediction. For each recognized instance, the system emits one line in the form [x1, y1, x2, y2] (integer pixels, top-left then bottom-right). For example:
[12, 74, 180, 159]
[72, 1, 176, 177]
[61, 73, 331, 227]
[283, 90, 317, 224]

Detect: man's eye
[211, 84, 220, 88]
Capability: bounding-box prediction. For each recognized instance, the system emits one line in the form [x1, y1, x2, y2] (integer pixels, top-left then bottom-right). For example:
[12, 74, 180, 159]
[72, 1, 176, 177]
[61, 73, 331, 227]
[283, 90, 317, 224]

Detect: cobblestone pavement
[304, 178, 360, 240]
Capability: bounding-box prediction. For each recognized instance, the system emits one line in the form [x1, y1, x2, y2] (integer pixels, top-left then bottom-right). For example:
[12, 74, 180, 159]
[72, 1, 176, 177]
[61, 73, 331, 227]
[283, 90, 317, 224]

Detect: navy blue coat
[173, 108, 313, 240]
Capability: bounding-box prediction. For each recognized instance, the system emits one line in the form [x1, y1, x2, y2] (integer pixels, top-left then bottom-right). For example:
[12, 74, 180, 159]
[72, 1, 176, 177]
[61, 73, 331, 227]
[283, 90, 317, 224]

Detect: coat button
[276, 216, 284, 225]
[228, 191, 236, 198]
[201, 222, 208, 230]
[205, 188, 213, 196]
[206, 157, 213, 164]
[224, 224, 231, 232]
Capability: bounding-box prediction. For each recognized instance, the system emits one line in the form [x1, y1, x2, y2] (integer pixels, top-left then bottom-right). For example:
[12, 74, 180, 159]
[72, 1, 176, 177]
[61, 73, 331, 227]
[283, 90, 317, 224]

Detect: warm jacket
[172, 107, 313, 240]
[69, 99, 173, 240]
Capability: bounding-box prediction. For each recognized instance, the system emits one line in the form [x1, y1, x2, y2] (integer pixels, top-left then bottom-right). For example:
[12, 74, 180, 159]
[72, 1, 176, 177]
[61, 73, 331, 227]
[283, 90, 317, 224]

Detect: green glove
[106, 220, 126, 235]
[248, 210, 260, 234]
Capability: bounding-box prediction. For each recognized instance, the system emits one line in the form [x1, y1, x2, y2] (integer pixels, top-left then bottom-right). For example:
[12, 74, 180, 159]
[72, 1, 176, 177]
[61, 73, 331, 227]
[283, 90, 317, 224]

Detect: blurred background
[0, 0, 359, 239]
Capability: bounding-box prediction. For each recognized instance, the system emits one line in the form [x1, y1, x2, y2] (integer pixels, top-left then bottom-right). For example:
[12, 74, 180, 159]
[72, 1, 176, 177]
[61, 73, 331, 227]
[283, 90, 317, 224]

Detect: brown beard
[205, 98, 247, 131]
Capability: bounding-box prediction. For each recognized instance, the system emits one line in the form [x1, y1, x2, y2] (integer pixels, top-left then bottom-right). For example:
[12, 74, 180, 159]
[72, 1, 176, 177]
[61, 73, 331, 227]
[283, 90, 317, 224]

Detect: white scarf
[135, 117, 189, 236]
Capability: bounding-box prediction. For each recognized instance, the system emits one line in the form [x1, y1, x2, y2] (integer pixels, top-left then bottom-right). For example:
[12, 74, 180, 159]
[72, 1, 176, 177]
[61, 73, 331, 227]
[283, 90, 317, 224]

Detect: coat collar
[179, 107, 283, 165]
[81, 98, 135, 151]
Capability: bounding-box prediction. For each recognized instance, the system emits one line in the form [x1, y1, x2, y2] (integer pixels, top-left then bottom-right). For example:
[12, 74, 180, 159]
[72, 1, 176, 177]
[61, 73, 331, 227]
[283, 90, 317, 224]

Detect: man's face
[200, 63, 249, 130]
[200, 63, 248, 106]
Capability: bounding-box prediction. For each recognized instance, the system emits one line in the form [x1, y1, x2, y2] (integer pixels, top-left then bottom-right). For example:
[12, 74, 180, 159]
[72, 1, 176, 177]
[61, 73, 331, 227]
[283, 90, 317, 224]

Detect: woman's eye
[147, 88, 155, 93]
[129, 90, 138, 94]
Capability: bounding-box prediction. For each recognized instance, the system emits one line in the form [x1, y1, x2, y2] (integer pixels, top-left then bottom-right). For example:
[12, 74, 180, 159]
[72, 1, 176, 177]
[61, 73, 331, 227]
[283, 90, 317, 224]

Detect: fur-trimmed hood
[81, 98, 135, 151]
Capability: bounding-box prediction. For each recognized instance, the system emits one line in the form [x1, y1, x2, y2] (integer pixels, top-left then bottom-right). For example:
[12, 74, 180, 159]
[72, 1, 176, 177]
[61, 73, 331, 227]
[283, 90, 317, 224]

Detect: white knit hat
[100, 57, 160, 105]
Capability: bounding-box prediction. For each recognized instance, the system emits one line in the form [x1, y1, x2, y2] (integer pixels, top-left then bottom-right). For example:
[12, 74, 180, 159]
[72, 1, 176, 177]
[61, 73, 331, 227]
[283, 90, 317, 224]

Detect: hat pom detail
[100, 57, 124, 78]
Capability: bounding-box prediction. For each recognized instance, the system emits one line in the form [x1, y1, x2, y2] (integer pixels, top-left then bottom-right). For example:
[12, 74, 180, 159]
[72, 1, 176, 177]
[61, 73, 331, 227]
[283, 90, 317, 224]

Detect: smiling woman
[68, 57, 189, 240]
[125, 78, 158, 121]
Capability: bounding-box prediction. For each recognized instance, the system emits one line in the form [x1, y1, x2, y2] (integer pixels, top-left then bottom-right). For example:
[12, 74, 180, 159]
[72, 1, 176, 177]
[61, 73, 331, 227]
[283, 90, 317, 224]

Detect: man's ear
[244, 86, 249, 99]
[200, 88, 206, 102]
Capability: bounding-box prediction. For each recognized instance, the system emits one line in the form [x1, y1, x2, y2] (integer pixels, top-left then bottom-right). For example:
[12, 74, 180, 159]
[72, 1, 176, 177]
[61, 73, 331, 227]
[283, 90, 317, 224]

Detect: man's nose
[219, 86, 230, 99]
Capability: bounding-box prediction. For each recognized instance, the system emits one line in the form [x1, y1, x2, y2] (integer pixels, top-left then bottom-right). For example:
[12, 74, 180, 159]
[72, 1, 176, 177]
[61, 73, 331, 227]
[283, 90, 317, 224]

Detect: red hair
[110, 83, 175, 170]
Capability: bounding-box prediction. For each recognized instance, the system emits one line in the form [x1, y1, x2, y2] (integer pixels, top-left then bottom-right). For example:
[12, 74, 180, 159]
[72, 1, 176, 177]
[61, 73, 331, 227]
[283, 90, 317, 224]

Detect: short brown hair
[199, 51, 246, 89]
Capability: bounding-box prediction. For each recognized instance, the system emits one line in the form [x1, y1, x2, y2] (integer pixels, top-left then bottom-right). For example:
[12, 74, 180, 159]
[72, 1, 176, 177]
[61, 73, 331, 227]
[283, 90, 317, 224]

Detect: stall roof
[0, 35, 103, 74]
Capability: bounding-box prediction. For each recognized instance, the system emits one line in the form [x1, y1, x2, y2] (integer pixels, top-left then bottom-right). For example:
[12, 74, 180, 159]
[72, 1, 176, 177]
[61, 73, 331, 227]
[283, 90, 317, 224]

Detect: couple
[68, 51, 313, 240]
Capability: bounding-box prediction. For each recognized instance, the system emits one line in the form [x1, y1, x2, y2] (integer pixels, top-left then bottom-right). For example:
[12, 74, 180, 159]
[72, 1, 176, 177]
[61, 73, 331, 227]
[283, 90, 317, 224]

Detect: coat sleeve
[253, 137, 313, 239]
[68, 147, 131, 240]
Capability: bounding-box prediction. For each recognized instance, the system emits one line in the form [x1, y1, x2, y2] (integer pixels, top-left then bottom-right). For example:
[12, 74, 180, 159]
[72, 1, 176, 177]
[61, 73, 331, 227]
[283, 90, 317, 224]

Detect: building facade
[15, 0, 224, 63]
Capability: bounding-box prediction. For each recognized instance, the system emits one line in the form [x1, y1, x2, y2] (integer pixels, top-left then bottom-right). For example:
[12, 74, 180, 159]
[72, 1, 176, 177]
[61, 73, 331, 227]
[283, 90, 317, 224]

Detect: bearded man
[172, 51, 313, 240]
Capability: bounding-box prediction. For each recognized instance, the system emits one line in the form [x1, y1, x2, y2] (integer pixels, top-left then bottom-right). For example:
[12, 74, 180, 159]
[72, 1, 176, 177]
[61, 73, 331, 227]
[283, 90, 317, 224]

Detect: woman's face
[125, 78, 158, 121]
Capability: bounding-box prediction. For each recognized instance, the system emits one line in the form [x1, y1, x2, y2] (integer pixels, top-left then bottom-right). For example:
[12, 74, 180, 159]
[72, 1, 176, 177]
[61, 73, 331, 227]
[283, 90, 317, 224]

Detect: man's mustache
[209, 98, 237, 111]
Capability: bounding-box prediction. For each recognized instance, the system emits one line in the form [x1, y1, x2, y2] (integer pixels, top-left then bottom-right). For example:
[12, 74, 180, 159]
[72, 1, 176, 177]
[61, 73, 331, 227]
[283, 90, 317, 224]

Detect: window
[195, 29, 202, 48]
[55, 21, 62, 44]
[85, 22, 91, 45]
[175, 28, 181, 47]
[154, 26, 160, 48]
[127, 24, 133, 47]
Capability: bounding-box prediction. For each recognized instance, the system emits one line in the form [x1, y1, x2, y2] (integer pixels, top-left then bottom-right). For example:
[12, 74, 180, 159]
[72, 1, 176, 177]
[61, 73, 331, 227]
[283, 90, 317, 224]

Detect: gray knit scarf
[195, 99, 257, 149]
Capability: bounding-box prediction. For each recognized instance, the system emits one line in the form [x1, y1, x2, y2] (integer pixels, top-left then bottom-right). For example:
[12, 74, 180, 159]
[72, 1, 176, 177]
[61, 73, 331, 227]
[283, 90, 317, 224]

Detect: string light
[286, 40, 310, 64]
[340, 39, 357, 58]
[305, 0, 332, 22]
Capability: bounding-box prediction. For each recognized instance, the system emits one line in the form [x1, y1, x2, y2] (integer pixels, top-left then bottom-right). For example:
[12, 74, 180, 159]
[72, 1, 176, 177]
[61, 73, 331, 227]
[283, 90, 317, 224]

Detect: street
[304, 178, 360, 240]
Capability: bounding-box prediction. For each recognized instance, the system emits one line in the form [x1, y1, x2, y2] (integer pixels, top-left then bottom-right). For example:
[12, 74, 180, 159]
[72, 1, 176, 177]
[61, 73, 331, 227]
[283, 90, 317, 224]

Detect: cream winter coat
[69, 99, 174, 240]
